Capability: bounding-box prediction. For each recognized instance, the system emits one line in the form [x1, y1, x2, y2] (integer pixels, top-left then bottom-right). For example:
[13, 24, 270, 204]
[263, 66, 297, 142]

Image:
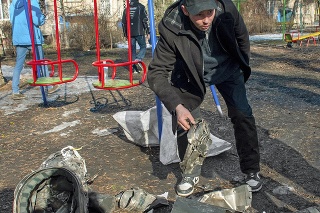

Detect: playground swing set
[25, 0, 147, 106]
[91, 0, 147, 90]
[25, 0, 223, 142]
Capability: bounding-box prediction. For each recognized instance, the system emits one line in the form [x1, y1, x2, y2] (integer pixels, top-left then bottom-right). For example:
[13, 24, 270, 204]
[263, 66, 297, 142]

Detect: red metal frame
[26, 0, 78, 86]
[92, 0, 147, 90]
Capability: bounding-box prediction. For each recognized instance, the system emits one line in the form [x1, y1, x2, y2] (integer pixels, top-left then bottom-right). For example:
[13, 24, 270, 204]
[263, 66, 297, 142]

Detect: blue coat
[9, 0, 46, 46]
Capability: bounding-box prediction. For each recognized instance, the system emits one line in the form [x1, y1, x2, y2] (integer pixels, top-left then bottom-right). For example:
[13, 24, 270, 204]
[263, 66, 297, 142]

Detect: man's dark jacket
[122, 0, 149, 37]
[147, 0, 251, 120]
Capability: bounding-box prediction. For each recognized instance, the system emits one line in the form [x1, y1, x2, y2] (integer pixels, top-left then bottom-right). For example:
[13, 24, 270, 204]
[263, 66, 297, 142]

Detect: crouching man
[147, 0, 262, 197]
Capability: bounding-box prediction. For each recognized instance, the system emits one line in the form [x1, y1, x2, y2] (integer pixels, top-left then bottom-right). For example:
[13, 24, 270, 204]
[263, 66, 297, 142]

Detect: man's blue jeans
[131, 35, 146, 60]
[12, 45, 48, 94]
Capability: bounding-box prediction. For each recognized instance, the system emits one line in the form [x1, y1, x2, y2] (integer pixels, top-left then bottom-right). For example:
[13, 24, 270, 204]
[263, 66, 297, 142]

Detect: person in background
[9, 0, 59, 100]
[147, 0, 262, 197]
[122, 0, 149, 73]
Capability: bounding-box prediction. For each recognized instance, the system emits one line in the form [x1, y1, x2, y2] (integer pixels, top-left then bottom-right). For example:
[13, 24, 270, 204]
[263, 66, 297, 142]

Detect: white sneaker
[245, 172, 262, 192]
[134, 59, 143, 70]
[176, 176, 199, 197]
[11, 92, 26, 100]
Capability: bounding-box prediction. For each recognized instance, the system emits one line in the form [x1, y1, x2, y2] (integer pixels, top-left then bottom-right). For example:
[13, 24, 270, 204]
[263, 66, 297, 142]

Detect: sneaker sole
[176, 188, 194, 197]
[248, 184, 263, 192]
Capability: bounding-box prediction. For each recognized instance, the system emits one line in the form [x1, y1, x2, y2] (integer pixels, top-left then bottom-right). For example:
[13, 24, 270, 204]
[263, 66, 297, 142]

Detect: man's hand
[176, 104, 196, 131]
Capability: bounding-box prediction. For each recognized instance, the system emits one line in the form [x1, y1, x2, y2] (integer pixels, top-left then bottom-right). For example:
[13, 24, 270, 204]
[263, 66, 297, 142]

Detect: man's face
[181, 6, 215, 32]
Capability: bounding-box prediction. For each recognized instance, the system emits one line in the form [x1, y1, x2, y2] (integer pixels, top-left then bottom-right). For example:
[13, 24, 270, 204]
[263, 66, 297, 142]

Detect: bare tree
[56, 0, 89, 49]
[153, 0, 172, 27]
[58, 0, 69, 48]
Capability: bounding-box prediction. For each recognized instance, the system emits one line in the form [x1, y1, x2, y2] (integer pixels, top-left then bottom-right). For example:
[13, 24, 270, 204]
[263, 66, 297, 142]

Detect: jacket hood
[11, 0, 24, 10]
[161, 1, 189, 35]
[161, 0, 225, 36]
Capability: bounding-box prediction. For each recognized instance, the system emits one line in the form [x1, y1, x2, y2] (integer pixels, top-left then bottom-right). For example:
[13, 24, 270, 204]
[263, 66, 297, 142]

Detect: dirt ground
[0, 41, 319, 213]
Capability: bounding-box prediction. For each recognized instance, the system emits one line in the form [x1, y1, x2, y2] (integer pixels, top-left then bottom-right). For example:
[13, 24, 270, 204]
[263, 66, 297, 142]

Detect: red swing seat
[91, 0, 147, 90]
[27, 59, 79, 86]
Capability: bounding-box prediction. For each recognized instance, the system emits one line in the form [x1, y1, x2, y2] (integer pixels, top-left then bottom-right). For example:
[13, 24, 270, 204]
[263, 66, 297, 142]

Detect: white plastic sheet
[113, 105, 232, 165]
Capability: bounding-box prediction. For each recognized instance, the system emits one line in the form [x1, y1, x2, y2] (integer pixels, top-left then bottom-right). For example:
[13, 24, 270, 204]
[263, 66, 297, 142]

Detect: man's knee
[228, 106, 253, 122]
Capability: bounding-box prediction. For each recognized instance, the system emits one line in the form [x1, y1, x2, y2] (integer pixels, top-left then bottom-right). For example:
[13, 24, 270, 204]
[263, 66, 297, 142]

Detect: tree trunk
[0, 60, 8, 87]
[59, 0, 70, 49]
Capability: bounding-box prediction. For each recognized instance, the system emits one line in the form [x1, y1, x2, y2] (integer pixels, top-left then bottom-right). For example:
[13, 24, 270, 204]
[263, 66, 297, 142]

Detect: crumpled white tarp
[113, 105, 232, 165]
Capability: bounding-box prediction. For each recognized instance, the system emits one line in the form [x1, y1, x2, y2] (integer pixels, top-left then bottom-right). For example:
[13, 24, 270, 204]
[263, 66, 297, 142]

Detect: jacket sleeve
[147, 23, 182, 113]
[31, 0, 46, 27]
[235, 18, 250, 64]
[218, 0, 251, 81]
[142, 6, 149, 34]
[121, 9, 127, 37]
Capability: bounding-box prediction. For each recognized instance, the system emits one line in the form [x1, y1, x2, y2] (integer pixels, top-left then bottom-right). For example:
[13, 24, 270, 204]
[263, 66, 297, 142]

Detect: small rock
[272, 185, 294, 195]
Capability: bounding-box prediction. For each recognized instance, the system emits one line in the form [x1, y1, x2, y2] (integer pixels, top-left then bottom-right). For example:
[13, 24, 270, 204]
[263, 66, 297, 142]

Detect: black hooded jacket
[147, 0, 251, 118]
[122, 0, 149, 37]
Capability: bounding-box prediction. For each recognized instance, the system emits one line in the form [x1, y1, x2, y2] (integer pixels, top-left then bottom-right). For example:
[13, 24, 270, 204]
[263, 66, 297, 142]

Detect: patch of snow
[115, 41, 152, 49]
[249, 33, 283, 41]
[43, 120, 81, 134]
[62, 108, 80, 117]
[92, 128, 118, 136]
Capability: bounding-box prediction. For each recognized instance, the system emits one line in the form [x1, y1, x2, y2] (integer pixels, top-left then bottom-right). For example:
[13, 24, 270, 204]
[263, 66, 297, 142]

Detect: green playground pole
[282, 0, 286, 40]
[318, 0, 320, 28]
[299, 2, 303, 33]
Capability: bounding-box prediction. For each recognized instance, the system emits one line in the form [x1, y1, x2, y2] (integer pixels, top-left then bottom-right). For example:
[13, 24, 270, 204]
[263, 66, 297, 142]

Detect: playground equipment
[24, 0, 222, 136]
[91, 0, 147, 90]
[89, 0, 148, 112]
[25, 0, 78, 105]
[284, 30, 320, 47]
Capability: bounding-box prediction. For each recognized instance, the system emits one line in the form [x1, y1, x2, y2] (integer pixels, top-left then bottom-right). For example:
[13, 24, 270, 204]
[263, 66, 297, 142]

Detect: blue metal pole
[147, 0, 157, 54]
[24, 0, 47, 105]
[148, 0, 163, 142]
[210, 85, 223, 117]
